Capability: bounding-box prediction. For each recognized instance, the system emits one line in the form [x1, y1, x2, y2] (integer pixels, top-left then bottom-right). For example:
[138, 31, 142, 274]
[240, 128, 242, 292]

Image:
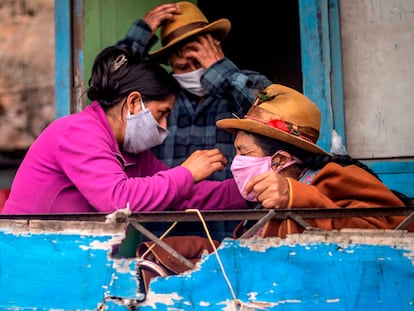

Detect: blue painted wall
[0, 229, 140, 310]
[1, 227, 413, 310]
[139, 238, 414, 310]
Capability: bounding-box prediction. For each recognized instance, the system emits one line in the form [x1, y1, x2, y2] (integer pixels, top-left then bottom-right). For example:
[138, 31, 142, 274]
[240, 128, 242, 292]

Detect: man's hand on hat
[143, 3, 181, 36]
[244, 171, 290, 209]
[180, 33, 224, 69]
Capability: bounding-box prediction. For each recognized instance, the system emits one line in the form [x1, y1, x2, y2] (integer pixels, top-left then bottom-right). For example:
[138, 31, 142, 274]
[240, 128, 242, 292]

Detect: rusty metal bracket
[239, 210, 325, 239]
[395, 211, 414, 230]
[128, 219, 195, 270]
[286, 211, 318, 231]
[239, 210, 276, 239]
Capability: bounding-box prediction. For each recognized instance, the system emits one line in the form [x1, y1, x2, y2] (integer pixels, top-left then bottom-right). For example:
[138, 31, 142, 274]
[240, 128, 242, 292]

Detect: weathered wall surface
[0, 0, 54, 151]
[340, 0, 414, 158]
[1, 220, 413, 310]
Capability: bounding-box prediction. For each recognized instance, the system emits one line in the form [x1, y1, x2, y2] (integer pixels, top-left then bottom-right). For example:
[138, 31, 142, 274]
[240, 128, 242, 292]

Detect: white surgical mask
[123, 99, 169, 154]
[172, 68, 209, 97]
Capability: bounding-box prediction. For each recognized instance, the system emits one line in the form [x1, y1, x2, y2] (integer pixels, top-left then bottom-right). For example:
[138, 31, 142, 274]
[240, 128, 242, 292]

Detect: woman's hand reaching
[181, 148, 227, 182]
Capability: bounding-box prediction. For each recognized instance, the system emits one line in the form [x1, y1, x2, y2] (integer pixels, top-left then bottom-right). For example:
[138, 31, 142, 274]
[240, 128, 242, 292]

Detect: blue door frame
[54, 0, 414, 198]
[298, 0, 413, 197]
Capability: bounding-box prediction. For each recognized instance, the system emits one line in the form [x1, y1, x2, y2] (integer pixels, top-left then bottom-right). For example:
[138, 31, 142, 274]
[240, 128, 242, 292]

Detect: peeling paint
[112, 259, 137, 275]
[1, 222, 414, 310]
[326, 298, 340, 303]
[139, 292, 183, 308]
[138, 230, 414, 310]
[199, 300, 210, 307]
[82, 236, 125, 251]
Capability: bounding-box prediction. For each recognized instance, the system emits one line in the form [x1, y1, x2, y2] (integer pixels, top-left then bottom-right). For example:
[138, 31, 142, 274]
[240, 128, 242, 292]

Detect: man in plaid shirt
[118, 2, 272, 182]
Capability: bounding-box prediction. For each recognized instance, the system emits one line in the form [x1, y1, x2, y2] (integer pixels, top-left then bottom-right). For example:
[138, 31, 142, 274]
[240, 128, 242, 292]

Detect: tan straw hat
[149, 1, 231, 63]
[216, 84, 329, 155]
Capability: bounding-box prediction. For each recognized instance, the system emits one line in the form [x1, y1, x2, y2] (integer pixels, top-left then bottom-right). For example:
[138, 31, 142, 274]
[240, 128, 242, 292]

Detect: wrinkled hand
[180, 149, 227, 182]
[244, 171, 290, 209]
[142, 3, 181, 36]
[180, 33, 225, 68]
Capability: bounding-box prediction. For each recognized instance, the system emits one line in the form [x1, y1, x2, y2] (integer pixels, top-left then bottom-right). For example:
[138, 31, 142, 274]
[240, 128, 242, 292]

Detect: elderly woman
[135, 84, 412, 291]
[216, 84, 411, 238]
[2, 46, 248, 214]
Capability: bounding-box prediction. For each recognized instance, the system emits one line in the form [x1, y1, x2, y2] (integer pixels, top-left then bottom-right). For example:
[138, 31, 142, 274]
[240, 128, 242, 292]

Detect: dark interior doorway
[198, 0, 302, 92]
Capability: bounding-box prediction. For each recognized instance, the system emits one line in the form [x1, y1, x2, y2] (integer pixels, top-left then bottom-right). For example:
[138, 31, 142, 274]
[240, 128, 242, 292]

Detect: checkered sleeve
[116, 19, 157, 58]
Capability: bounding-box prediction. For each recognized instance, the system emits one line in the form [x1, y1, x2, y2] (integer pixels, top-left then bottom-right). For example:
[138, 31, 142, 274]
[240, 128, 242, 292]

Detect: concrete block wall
[0, 0, 54, 189]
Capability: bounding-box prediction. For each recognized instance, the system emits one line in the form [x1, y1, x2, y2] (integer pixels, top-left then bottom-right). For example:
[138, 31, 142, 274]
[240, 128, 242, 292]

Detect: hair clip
[112, 54, 128, 72]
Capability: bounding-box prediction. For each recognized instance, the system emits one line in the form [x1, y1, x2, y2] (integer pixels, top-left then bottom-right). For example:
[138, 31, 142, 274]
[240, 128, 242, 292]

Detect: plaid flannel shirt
[118, 20, 272, 181]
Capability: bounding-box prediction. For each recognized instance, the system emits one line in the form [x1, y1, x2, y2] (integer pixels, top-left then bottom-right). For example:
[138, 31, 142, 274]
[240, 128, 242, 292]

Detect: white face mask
[123, 99, 169, 154]
[172, 68, 209, 97]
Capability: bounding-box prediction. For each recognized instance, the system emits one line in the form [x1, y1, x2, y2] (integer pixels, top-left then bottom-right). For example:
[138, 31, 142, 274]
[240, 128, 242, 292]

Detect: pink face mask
[230, 151, 302, 202]
[231, 155, 273, 201]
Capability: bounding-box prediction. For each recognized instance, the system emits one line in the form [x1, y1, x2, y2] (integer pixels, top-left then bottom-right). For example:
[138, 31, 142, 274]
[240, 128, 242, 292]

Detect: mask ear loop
[140, 97, 146, 111]
[271, 161, 280, 167]
[270, 150, 303, 173]
[270, 150, 283, 170]
[127, 97, 146, 117]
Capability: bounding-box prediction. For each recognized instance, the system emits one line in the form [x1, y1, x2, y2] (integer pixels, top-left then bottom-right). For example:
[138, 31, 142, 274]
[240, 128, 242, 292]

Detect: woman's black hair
[87, 45, 180, 107]
[250, 131, 380, 179]
[249, 131, 413, 206]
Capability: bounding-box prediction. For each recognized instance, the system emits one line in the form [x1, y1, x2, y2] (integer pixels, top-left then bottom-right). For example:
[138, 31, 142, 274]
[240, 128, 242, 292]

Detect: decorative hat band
[162, 21, 208, 46]
[245, 105, 319, 143]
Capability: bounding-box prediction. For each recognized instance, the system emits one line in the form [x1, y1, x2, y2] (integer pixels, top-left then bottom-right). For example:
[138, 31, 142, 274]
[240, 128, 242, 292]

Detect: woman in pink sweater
[2, 46, 247, 214]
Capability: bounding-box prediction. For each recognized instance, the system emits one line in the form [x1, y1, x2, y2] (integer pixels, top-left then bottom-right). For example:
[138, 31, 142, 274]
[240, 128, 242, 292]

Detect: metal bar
[128, 220, 195, 270]
[395, 211, 414, 230]
[1, 207, 413, 223]
[240, 210, 325, 239]
[240, 210, 276, 239]
[286, 212, 316, 230]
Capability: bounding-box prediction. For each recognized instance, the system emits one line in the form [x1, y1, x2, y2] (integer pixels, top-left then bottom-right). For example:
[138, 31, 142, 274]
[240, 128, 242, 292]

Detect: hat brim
[217, 118, 329, 155]
[149, 19, 231, 64]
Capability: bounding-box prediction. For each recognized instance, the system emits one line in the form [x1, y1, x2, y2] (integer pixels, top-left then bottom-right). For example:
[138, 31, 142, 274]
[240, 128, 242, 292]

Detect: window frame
[55, 0, 414, 198]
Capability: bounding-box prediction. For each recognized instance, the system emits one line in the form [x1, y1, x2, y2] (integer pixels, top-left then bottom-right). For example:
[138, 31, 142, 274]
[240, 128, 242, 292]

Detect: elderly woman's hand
[180, 149, 228, 183]
[244, 171, 290, 209]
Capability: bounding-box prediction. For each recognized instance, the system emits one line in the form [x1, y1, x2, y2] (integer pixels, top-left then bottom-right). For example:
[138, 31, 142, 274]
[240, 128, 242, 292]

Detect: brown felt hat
[216, 84, 329, 155]
[149, 1, 231, 63]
